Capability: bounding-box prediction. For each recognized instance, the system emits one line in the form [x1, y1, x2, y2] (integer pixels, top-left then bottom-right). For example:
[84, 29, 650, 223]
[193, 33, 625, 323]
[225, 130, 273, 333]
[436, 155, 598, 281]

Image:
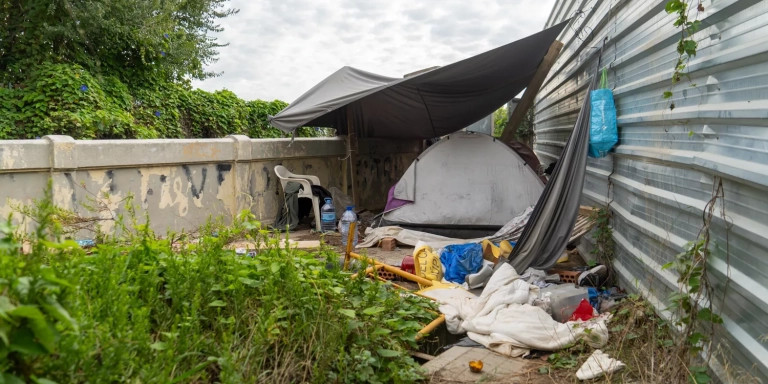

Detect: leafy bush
[0, 206, 434, 383]
[0, 63, 321, 140]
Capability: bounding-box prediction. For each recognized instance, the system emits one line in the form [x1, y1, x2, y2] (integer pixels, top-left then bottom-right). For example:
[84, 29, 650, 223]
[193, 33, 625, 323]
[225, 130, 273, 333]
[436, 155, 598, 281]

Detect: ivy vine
[662, 177, 726, 384]
[663, 0, 704, 109]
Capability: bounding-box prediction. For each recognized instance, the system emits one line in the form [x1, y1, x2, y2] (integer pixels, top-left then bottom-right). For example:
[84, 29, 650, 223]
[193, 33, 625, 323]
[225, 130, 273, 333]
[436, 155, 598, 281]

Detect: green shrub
[0, 207, 434, 383]
[0, 64, 320, 140]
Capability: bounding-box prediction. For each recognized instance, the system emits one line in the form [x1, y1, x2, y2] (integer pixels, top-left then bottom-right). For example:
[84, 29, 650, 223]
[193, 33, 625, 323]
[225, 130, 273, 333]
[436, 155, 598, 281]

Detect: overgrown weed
[542, 295, 687, 384]
[1, 192, 437, 383]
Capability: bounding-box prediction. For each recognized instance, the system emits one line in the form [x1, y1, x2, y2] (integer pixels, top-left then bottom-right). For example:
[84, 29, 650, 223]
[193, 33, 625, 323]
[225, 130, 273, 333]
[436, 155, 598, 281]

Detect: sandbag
[413, 244, 443, 288]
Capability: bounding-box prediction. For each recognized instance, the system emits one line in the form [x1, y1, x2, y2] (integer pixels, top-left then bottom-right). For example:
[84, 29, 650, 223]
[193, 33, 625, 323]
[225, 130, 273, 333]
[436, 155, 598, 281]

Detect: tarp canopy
[268, 20, 569, 139]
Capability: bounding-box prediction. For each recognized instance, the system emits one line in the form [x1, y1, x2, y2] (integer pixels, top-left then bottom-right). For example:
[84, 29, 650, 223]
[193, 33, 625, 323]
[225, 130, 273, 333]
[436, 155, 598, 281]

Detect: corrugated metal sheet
[537, 0, 768, 381]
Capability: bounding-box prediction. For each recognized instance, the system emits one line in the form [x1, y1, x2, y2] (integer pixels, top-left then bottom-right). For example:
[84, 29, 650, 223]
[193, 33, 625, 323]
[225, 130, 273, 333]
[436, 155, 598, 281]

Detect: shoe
[578, 265, 608, 287]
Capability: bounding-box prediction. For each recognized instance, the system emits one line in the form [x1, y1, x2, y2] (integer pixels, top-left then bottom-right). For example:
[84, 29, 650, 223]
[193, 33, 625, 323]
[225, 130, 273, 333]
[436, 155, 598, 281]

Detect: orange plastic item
[469, 360, 484, 373]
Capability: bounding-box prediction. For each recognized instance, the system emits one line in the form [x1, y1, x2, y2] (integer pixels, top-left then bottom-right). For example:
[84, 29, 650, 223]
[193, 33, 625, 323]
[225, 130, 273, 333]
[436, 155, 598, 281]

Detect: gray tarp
[268, 20, 569, 139]
[503, 70, 599, 272]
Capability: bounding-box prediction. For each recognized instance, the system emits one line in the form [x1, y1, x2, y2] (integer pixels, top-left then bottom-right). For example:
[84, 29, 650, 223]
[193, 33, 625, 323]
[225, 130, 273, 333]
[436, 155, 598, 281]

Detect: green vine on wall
[590, 207, 615, 276]
[662, 178, 726, 384]
[663, 0, 704, 110]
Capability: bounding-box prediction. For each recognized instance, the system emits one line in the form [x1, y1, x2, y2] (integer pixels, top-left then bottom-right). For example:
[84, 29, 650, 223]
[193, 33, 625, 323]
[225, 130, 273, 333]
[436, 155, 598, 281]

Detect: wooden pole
[345, 108, 358, 207]
[500, 40, 563, 145]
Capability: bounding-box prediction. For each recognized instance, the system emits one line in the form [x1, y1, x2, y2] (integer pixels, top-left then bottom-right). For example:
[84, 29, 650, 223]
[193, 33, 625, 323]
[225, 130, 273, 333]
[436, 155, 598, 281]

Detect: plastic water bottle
[320, 198, 336, 232]
[339, 206, 358, 248]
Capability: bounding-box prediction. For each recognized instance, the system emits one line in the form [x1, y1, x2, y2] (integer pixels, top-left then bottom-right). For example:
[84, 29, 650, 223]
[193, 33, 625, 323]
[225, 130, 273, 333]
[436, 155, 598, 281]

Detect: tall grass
[1, 203, 435, 383]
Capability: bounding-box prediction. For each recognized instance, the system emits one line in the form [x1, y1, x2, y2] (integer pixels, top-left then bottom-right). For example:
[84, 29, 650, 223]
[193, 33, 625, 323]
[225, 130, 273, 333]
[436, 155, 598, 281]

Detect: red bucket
[400, 255, 415, 274]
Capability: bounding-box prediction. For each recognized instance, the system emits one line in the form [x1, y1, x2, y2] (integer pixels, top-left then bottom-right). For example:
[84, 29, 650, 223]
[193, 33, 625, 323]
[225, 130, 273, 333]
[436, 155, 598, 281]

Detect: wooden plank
[500, 40, 564, 145]
[409, 350, 436, 361]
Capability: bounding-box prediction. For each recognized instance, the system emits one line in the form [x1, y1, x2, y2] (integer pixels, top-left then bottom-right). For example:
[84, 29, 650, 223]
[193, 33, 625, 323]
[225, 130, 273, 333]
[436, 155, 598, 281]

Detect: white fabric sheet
[421, 264, 610, 357]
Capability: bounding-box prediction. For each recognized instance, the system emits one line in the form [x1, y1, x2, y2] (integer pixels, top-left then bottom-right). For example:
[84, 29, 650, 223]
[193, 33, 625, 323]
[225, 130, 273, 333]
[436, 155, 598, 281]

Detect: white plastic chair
[274, 165, 322, 231]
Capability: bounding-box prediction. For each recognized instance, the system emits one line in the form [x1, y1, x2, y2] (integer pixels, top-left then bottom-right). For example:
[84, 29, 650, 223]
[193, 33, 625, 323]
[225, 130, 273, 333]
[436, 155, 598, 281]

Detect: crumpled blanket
[421, 263, 610, 357]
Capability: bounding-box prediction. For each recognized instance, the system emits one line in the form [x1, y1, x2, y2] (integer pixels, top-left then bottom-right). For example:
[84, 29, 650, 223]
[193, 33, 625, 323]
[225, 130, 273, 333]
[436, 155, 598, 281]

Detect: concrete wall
[0, 135, 420, 235]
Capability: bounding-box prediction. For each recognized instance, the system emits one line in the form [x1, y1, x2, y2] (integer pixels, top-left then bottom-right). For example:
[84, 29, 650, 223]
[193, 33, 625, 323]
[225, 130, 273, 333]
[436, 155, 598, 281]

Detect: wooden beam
[500, 40, 563, 145]
[346, 108, 359, 207]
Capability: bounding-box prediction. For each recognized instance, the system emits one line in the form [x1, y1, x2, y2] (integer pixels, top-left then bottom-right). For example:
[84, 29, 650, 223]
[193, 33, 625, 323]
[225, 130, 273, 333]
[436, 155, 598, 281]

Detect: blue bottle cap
[346, 206, 353, 210]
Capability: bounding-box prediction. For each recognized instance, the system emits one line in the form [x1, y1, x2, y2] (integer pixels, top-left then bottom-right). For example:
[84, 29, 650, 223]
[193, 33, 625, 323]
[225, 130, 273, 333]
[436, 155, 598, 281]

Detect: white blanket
[422, 264, 610, 357]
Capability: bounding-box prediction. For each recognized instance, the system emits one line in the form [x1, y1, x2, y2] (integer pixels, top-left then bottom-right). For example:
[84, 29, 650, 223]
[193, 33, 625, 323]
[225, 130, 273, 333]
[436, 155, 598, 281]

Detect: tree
[0, 0, 237, 86]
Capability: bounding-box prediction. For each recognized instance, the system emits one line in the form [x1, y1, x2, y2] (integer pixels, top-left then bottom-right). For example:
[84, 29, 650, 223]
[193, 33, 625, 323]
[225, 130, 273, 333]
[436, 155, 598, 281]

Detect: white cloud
[192, 0, 557, 102]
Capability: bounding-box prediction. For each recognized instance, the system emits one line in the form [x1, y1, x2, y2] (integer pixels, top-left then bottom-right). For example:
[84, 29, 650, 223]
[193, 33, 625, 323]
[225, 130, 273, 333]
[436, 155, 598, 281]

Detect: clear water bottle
[320, 198, 336, 232]
[339, 206, 358, 248]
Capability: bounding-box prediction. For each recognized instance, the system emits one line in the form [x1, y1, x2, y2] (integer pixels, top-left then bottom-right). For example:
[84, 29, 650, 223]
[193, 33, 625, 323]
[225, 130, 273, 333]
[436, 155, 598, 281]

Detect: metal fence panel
[538, 0, 768, 380]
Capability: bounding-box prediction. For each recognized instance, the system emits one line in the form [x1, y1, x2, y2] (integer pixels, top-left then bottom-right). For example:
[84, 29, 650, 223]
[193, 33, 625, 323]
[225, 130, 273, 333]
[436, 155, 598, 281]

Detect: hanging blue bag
[589, 68, 618, 158]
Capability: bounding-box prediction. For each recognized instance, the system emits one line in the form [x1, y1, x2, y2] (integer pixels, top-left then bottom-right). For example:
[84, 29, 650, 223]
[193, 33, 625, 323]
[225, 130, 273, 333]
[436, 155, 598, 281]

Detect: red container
[400, 255, 415, 274]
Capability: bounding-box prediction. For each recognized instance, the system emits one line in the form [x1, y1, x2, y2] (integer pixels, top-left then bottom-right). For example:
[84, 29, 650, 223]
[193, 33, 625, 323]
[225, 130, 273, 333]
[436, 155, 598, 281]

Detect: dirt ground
[283, 214, 416, 267]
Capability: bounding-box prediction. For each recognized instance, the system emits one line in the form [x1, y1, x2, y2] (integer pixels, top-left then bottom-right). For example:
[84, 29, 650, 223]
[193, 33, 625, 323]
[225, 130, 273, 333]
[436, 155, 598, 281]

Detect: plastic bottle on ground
[339, 206, 358, 248]
[320, 198, 336, 232]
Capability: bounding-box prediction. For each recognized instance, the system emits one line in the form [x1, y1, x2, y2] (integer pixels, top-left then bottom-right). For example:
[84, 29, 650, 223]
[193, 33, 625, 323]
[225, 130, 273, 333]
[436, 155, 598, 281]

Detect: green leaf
[32, 378, 59, 384]
[42, 302, 79, 332]
[663, 91, 674, 99]
[150, 341, 168, 351]
[9, 328, 47, 356]
[270, 262, 281, 273]
[376, 348, 401, 357]
[2, 373, 26, 384]
[338, 309, 356, 318]
[688, 332, 706, 345]
[665, 0, 684, 13]
[690, 366, 711, 383]
[9, 305, 45, 320]
[683, 40, 698, 56]
[362, 306, 386, 316]
[687, 20, 702, 34]
[208, 300, 227, 307]
[661, 261, 675, 270]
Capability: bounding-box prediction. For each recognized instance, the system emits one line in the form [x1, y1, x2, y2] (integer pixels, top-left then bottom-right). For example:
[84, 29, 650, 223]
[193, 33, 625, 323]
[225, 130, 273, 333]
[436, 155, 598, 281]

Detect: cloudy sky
[192, 0, 557, 103]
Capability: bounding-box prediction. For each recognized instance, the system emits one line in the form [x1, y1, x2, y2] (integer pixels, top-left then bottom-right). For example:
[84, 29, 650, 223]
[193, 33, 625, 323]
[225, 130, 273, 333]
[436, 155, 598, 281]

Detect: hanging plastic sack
[589, 68, 618, 158]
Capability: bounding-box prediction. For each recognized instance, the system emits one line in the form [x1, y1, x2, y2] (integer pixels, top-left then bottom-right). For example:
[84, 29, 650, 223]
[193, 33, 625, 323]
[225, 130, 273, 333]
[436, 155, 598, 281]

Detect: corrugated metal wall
[536, 0, 768, 381]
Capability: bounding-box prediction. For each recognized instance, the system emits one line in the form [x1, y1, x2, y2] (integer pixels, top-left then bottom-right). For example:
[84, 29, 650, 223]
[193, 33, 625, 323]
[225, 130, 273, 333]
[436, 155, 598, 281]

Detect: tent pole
[501, 40, 563, 146]
[346, 109, 358, 207]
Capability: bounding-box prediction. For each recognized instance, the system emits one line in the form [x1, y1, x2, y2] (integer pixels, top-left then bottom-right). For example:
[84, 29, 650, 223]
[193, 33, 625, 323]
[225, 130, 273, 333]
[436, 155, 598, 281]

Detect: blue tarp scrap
[440, 243, 484, 284]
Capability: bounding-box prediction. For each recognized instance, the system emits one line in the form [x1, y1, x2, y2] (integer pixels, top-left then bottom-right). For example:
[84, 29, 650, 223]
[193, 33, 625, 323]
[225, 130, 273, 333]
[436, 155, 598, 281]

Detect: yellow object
[557, 253, 569, 263]
[481, 239, 514, 263]
[413, 245, 443, 289]
[469, 360, 484, 373]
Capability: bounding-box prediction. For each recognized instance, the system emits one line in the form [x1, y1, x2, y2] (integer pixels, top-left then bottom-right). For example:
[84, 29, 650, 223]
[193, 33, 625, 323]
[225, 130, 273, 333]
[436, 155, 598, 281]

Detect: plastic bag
[440, 243, 483, 284]
[589, 69, 618, 158]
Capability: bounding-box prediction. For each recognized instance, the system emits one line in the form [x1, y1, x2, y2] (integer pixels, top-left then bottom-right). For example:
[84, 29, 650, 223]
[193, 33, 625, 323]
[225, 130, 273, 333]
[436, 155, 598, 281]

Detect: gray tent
[379, 131, 544, 238]
[269, 20, 569, 139]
